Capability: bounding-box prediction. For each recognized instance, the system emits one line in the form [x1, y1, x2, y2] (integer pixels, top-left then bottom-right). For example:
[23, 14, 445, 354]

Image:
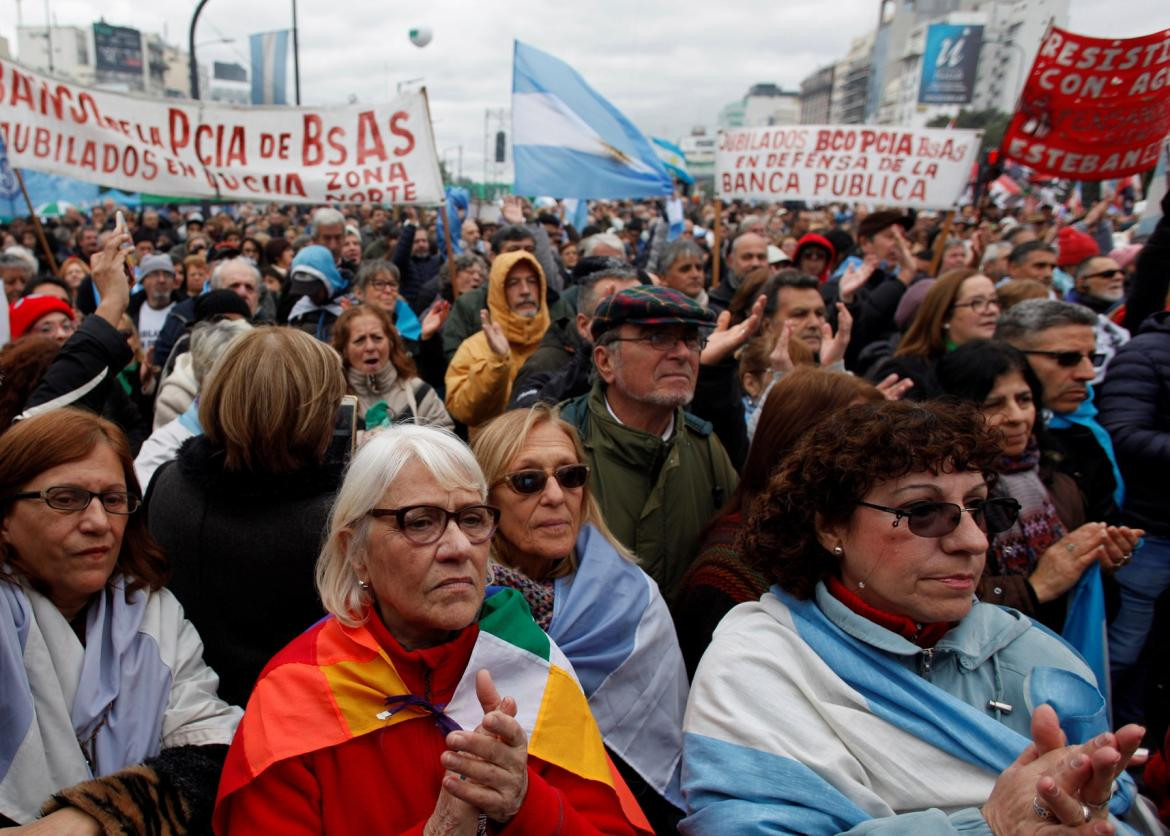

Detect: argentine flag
[651, 137, 693, 185]
[512, 41, 672, 200]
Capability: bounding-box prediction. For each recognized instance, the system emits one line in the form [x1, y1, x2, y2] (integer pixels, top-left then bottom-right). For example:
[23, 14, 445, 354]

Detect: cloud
[1, 0, 1167, 179]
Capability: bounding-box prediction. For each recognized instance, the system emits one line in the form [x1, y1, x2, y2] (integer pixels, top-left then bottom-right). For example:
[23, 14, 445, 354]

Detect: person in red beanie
[793, 233, 836, 283]
[1056, 226, 1100, 272]
[7, 295, 76, 345]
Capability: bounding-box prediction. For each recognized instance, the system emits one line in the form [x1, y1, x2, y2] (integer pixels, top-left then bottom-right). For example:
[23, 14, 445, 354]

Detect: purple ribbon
[381, 693, 463, 736]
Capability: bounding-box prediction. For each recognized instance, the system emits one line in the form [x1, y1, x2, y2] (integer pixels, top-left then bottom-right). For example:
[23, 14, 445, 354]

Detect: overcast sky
[1, 0, 1167, 179]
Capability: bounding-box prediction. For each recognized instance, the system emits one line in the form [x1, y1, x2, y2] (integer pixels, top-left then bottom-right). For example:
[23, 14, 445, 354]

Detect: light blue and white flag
[512, 41, 672, 200]
[250, 30, 290, 106]
[562, 198, 590, 233]
[651, 137, 693, 185]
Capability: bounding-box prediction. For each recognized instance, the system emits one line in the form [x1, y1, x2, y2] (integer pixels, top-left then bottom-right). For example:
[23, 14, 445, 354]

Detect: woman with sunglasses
[682, 400, 1157, 834]
[937, 340, 1142, 640]
[215, 424, 650, 834]
[867, 268, 1001, 399]
[0, 408, 241, 830]
[472, 405, 688, 834]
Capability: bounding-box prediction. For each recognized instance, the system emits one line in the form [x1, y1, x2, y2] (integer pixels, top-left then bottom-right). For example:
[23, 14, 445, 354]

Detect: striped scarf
[991, 439, 1066, 576]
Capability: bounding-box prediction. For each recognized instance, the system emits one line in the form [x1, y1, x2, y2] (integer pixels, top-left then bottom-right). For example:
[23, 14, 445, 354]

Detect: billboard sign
[919, 23, 983, 105]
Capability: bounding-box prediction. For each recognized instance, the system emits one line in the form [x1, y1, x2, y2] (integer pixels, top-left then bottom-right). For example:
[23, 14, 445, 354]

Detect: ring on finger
[1080, 802, 1091, 823]
[1118, 553, 1132, 566]
[1033, 796, 1054, 820]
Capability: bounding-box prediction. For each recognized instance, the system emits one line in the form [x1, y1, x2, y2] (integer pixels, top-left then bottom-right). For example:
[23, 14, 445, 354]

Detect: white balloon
[409, 26, 432, 48]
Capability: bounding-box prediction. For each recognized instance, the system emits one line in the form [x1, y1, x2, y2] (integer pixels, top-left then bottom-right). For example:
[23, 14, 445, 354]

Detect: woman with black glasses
[0, 408, 240, 831]
[681, 400, 1159, 834]
[472, 404, 688, 833]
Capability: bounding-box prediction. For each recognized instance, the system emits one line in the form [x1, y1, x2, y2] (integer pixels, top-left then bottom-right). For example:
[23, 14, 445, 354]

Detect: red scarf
[826, 576, 954, 648]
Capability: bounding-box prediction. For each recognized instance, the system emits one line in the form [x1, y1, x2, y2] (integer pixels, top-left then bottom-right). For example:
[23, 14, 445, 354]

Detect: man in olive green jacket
[560, 286, 739, 599]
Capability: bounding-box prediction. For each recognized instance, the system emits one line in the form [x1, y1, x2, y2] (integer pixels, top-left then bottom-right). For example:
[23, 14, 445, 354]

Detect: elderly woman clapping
[214, 424, 650, 835]
[681, 400, 1157, 834]
[0, 409, 240, 831]
[473, 405, 689, 833]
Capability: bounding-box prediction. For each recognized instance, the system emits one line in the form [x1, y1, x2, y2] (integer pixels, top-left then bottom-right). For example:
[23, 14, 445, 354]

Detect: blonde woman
[473, 405, 689, 833]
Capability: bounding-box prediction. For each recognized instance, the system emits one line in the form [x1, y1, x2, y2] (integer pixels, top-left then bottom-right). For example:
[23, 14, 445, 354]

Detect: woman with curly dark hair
[680, 400, 1158, 834]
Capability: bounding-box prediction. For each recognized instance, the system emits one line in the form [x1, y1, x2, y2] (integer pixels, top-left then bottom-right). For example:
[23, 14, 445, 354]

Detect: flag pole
[14, 167, 59, 276]
[711, 198, 723, 289]
[291, 0, 302, 105]
[929, 209, 955, 277]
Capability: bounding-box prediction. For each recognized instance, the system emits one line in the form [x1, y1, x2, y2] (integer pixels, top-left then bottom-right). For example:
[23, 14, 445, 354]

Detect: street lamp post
[188, 0, 213, 99]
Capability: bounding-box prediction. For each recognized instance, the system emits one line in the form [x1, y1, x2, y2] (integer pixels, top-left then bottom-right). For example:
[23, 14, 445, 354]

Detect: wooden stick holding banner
[14, 166, 59, 276]
[441, 200, 455, 268]
[711, 198, 723, 290]
[929, 210, 955, 277]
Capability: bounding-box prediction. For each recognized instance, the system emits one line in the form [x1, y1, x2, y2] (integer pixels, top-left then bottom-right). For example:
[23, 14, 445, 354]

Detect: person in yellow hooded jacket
[445, 251, 551, 430]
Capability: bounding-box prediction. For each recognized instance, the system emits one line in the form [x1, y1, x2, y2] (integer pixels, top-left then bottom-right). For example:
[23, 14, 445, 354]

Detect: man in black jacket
[1099, 309, 1170, 726]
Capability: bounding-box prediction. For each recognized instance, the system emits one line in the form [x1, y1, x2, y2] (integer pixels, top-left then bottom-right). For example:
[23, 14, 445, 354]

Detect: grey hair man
[997, 299, 1118, 520]
[0, 252, 34, 302]
[311, 207, 347, 263]
[210, 257, 261, 316]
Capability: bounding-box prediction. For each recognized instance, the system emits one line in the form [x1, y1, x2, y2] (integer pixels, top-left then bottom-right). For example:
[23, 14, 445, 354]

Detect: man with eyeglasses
[998, 299, 1120, 523]
[559, 286, 739, 598]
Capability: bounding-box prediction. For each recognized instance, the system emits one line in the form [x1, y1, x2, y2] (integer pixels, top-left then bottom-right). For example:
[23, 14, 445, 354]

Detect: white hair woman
[214, 425, 652, 835]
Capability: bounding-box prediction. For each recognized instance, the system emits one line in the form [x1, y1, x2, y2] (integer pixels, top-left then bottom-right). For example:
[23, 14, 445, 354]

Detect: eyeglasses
[368, 279, 399, 292]
[856, 496, 1020, 538]
[950, 297, 1001, 314]
[369, 504, 500, 545]
[494, 464, 590, 495]
[1083, 269, 1124, 280]
[1023, 349, 1106, 368]
[606, 331, 708, 352]
[7, 486, 141, 515]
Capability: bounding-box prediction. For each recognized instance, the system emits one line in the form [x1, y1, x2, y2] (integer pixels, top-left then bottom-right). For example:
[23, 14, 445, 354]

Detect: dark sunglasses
[857, 496, 1020, 538]
[1083, 268, 1124, 280]
[495, 464, 590, 495]
[1023, 349, 1106, 368]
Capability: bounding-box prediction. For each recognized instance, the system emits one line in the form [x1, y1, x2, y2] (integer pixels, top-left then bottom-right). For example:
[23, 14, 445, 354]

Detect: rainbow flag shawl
[214, 587, 649, 831]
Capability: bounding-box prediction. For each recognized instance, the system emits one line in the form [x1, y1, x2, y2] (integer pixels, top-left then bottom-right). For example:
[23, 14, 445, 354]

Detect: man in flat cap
[560, 286, 739, 598]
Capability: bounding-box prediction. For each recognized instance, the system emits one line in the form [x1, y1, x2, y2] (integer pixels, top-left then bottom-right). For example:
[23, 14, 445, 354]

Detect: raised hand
[875, 373, 915, 401]
[500, 195, 527, 226]
[819, 302, 852, 368]
[480, 310, 510, 358]
[839, 254, 878, 303]
[768, 321, 797, 375]
[701, 295, 764, 365]
[422, 300, 451, 341]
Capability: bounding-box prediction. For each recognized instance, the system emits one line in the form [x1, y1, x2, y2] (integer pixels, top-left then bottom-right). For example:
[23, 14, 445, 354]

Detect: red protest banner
[1001, 26, 1170, 181]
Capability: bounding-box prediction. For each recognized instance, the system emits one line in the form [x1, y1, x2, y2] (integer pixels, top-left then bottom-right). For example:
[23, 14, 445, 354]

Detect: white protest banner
[0, 57, 444, 204]
[716, 124, 981, 209]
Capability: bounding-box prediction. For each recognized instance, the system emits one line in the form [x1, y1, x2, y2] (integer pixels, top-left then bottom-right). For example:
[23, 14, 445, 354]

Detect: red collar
[826, 576, 954, 648]
[366, 610, 479, 703]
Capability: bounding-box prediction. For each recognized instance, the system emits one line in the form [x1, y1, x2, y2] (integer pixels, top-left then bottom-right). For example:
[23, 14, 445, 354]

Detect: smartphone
[325, 395, 359, 466]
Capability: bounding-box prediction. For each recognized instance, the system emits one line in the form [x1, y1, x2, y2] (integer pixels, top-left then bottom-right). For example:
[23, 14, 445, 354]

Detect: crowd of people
[1, 183, 1168, 834]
